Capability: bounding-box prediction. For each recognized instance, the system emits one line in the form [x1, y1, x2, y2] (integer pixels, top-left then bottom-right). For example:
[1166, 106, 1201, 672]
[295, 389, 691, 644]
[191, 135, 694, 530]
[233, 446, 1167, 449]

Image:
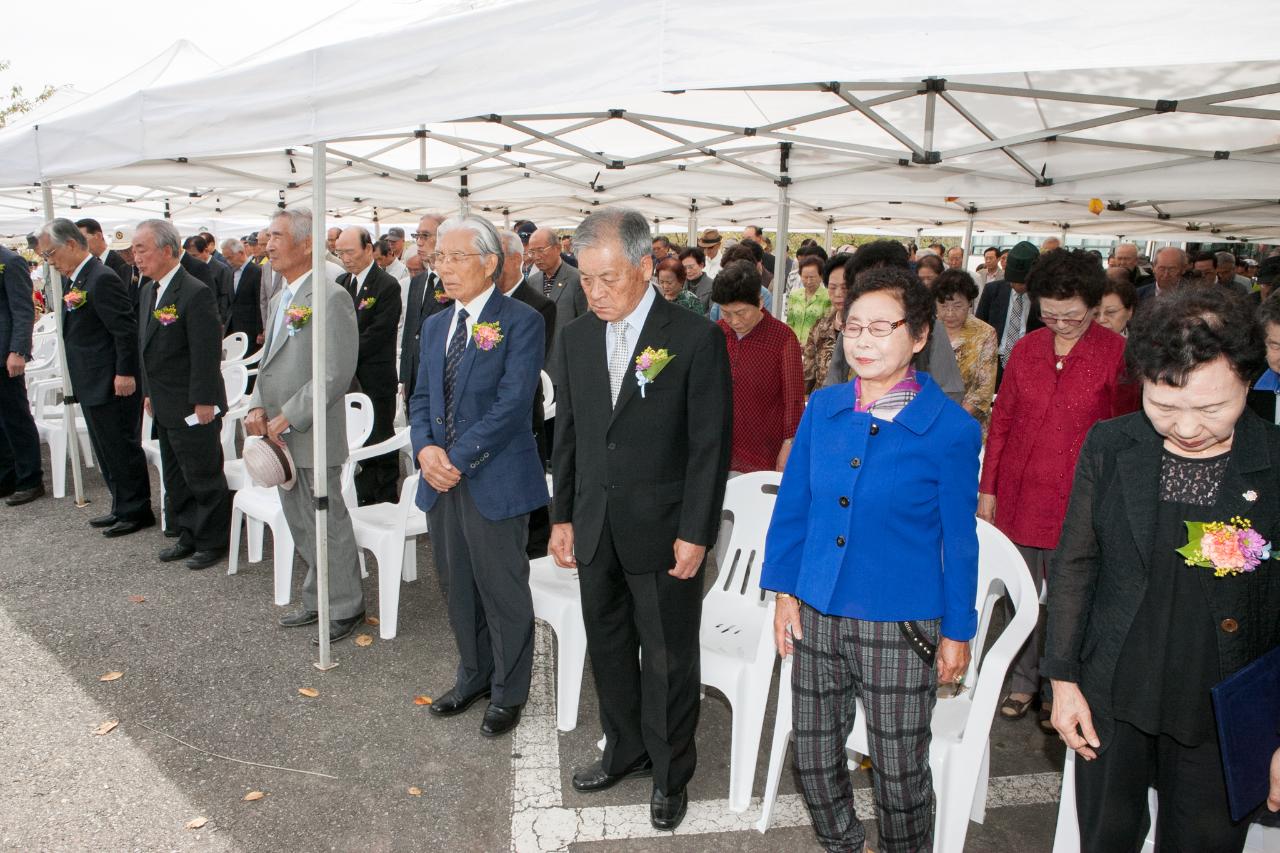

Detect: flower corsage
[634, 347, 675, 398]
[434, 288, 450, 304]
[472, 321, 503, 351]
[1177, 516, 1272, 577]
[64, 288, 87, 311]
[153, 305, 179, 326]
[285, 305, 312, 336]
[358, 296, 377, 311]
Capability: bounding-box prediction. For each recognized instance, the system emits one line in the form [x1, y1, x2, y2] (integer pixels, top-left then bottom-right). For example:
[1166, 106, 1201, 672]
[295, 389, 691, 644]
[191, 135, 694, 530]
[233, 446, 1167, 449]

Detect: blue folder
[1211, 642, 1280, 823]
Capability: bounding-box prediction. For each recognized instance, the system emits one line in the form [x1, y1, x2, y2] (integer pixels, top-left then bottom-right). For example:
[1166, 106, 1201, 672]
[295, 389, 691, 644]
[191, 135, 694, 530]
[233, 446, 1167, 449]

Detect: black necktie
[422, 272, 438, 314]
[443, 308, 469, 447]
[542, 271, 553, 298]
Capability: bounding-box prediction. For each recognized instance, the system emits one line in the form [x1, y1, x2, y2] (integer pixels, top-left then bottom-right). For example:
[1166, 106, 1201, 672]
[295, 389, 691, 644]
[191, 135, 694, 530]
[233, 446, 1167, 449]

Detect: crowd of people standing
[3, 208, 1280, 849]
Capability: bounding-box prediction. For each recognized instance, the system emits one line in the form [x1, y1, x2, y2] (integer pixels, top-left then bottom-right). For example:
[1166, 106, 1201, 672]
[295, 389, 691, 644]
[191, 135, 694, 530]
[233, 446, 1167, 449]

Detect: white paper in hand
[184, 405, 222, 427]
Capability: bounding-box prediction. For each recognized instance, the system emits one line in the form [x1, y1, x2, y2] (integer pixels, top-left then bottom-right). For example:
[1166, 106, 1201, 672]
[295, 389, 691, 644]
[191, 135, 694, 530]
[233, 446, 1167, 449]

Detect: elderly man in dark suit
[976, 239, 1044, 388]
[498, 227, 555, 557]
[400, 213, 450, 401]
[409, 215, 548, 738]
[526, 226, 587, 383]
[134, 219, 230, 570]
[0, 244, 44, 506]
[550, 208, 733, 831]
[220, 238, 263, 350]
[76, 219, 133, 301]
[38, 218, 153, 536]
[337, 226, 403, 505]
[181, 235, 230, 326]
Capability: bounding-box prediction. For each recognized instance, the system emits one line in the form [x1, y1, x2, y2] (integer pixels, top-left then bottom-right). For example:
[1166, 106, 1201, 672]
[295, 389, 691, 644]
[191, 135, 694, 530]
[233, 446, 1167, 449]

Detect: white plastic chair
[1053, 743, 1280, 852]
[756, 519, 1039, 853]
[348, 430, 423, 639]
[227, 393, 374, 605]
[540, 370, 556, 421]
[701, 470, 782, 812]
[33, 313, 56, 335]
[221, 332, 249, 362]
[31, 382, 95, 499]
[529, 555, 588, 732]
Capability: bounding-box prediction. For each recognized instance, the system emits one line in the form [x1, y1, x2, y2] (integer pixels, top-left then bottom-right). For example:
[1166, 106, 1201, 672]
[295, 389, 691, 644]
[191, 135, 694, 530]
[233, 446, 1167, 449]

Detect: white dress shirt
[151, 263, 181, 307]
[444, 284, 496, 356]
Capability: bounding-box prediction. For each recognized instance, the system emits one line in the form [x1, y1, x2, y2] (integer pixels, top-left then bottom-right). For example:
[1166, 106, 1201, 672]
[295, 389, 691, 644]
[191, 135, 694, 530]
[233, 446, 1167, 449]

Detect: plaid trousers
[792, 604, 939, 853]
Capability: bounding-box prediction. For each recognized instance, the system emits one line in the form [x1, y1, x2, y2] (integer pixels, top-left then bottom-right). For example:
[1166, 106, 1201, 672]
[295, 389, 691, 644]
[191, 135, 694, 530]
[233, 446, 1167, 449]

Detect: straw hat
[242, 436, 296, 490]
[697, 228, 723, 248]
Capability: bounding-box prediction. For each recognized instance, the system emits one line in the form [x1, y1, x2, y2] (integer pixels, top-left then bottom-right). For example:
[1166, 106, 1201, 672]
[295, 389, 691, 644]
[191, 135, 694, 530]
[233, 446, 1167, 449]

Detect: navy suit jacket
[0, 246, 34, 357]
[408, 288, 548, 521]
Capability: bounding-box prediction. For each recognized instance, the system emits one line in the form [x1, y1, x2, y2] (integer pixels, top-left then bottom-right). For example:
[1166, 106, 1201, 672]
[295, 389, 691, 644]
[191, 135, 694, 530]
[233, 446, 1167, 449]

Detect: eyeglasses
[525, 245, 555, 256]
[39, 247, 58, 261]
[842, 318, 908, 338]
[428, 252, 483, 266]
[1040, 313, 1088, 328]
[412, 231, 434, 241]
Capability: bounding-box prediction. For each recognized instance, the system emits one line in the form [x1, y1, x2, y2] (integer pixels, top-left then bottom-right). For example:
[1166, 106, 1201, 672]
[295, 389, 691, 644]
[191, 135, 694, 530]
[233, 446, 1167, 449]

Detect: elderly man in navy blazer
[0, 244, 44, 506]
[409, 214, 548, 738]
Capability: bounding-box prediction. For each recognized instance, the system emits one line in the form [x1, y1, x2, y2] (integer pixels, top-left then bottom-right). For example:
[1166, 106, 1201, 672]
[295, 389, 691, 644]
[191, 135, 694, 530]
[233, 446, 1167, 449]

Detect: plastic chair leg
[727, 681, 770, 812]
[49, 432, 67, 499]
[1051, 750, 1080, 853]
[377, 543, 401, 640]
[755, 724, 792, 832]
[271, 524, 295, 606]
[401, 540, 417, 582]
[247, 518, 264, 563]
[227, 508, 244, 575]
[554, 608, 587, 732]
[969, 742, 991, 824]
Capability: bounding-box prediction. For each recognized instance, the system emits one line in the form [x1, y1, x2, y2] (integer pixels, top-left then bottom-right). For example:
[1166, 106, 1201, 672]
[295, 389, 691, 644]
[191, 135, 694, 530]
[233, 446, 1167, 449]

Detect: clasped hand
[418, 445, 461, 493]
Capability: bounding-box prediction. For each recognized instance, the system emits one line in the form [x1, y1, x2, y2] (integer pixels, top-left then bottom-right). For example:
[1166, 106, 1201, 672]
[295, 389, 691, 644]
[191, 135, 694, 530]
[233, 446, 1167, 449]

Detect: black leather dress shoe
[103, 516, 155, 538]
[185, 549, 226, 571]
[0, 484, 13, 499]
[479, 703, 523, 737]
[650, 787, 687, 831]
[278, 609, 319, 628]
[428, 687, 492, 718]
[310, 612, 366, 645]
[5, 484, 45, 506]
[164, 528, 180, 539]
[158, 543, 196, 562]
[571, 755, 654, 793]
[89, 513, 118, 528]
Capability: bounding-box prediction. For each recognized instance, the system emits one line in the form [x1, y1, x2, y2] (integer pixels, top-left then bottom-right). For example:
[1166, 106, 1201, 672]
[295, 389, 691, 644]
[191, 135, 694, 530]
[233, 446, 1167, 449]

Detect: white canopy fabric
[3, 0, 1280, 240]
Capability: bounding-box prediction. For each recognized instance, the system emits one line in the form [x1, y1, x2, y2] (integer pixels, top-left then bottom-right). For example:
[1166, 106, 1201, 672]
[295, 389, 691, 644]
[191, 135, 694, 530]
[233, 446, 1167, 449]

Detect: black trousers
[1075, 718, 1251, 853]
[157, 418, 230, 551]
[578, 512, 703, 795]
[354, 392, 398, 505]
[81, 394, 151, 521]
[427, 479, 534, 707]
[0, 371, 42, 491]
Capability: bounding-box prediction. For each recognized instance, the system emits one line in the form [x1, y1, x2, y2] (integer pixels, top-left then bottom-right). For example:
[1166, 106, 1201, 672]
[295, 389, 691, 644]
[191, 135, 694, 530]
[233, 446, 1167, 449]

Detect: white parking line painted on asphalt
[509, 626, 1062, 852]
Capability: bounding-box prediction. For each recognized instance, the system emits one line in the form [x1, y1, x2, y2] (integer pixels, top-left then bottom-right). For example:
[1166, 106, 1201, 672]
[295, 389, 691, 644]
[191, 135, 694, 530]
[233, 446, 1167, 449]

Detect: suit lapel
[1117, 417, 1163, 576]
[451, 292, 501, 402]
[609, 295, 673, 428]
[263, 272, 313, 367]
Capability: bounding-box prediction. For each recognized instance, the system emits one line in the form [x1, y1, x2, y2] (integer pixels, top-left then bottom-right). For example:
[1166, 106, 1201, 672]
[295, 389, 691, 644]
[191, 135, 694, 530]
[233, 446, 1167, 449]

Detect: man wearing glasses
[400, 214, 448, 400]
[526, 227, 587, 382]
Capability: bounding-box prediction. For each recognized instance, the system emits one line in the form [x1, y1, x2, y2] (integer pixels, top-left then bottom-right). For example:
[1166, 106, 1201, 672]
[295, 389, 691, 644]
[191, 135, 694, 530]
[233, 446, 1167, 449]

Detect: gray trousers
[427, 478, 534, 707]
[1009, 543, 1051, 701]
[277, 466, 365, 620]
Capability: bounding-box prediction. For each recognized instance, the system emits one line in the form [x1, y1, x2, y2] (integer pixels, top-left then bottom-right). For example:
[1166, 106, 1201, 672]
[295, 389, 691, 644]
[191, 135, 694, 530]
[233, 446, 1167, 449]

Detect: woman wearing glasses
[763, 266, 981, 853]
[978, 249, 1139, 732]
[934, 269, 998, 437]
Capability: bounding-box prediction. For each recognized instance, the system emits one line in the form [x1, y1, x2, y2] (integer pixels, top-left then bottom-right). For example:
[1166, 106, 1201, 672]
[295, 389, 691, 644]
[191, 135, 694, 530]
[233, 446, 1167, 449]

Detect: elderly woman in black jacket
[1044, 289, 1280, 851]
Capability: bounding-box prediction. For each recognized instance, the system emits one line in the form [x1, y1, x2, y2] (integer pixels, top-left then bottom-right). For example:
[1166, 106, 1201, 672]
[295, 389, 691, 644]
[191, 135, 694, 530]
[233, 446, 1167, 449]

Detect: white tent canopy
[3, 0, 1280, 241]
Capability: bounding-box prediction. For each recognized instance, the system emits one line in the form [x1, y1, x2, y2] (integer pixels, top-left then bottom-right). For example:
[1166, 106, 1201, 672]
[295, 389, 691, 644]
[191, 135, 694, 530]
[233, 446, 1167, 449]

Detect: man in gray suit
[246, 208, 366, 644]
[525, 227, 587, 382]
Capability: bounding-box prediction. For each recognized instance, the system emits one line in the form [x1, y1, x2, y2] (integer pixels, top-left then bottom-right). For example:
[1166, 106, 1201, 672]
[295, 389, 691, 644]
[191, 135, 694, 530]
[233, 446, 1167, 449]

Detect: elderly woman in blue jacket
[762, 266, 982, 853]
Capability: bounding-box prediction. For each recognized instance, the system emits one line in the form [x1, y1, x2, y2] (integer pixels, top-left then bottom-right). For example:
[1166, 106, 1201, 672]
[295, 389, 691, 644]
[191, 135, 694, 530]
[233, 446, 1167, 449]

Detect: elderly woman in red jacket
[978, 249, 1138, 731]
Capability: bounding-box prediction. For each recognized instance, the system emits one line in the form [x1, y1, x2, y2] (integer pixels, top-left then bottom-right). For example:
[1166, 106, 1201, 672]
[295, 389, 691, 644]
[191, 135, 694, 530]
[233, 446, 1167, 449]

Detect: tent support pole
[458, 169, 470, 217]
[687, 201, 698, 246]
[823, 217, 834, 253]
[503, 209, 511, 230]
[311, 143, 336, 672]
[962, 209, 975, 259]
[42, 183, 87, 507]
[772, 143, 792, 318]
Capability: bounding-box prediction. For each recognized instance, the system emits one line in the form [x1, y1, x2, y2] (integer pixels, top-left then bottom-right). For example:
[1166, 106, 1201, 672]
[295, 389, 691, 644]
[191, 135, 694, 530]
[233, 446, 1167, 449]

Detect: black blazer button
[850, 458, 861, 468]
[839, 497, 849, 507]
[1220, 618, 1239, 633]
[607, 442, 616, 450]
[869, 424, 879, 435]
[835, 536, 846, 547]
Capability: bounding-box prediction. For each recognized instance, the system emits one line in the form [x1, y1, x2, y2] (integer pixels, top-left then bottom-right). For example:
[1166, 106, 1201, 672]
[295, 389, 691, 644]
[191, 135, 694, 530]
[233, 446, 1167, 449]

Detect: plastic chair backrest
[345, 392, 375, 449]
[540, 371, 554, 407]
[222, 332, 249, 362]
[220, 363, 250, 408]
[710, 471, 781, 605]
[34, 314, 56, 335]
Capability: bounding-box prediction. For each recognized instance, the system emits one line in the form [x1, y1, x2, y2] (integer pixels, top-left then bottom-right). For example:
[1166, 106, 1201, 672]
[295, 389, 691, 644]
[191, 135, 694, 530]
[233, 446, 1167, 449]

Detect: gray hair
[1215, 251, 1236, 269]
[272, 208, 313, 244]
[572, 208, 652, 267]
[1155, 246, 1187, 266]
[437, 215, 504, 285]
[220, 237, 245, 255]
[497, 228, 524, 258]
[39, 217, 88, 249]
[136, 219, 181, 256]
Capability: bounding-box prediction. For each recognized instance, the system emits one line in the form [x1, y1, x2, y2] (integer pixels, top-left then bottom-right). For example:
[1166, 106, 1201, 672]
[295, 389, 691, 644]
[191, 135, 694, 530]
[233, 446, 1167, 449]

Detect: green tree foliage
[0, 60, 55, 129]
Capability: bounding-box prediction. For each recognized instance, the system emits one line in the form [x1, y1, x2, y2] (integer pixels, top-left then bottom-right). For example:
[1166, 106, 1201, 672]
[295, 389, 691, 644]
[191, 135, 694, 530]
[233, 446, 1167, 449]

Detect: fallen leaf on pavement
[408, 787, 422, 797]
[354, 634, 373, 647]
[93, 720, 119, 736]
[413, 695, 432, 706]
[297, 687, 319, 698]
[365, 615, 380, 626]
[99, 671, 123, 682]
[242, 791, 266, 802]
[185, 817, 207, 830]
[127, 595, 146, 604]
